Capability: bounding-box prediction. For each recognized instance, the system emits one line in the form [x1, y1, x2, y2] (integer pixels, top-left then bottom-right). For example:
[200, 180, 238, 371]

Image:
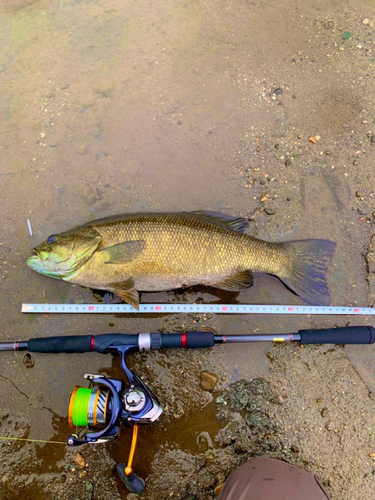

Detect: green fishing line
[71, 387, 91, 426]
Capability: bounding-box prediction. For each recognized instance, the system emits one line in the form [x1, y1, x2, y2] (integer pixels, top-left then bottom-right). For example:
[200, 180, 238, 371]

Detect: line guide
[22, 303, 375, 315]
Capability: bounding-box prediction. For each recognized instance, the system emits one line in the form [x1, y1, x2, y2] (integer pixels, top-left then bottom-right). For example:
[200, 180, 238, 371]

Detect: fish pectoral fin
[99, 240, 146, 264]
[109, 279, 139, 310]
[213, 270, 254, 291]
[187, 211, 249, 233]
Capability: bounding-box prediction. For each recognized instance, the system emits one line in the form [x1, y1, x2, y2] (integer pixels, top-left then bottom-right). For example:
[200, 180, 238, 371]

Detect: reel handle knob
[116, 463, 145, 494]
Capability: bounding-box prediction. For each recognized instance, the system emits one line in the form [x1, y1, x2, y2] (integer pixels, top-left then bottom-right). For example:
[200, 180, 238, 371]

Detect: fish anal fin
[99, 240, 146, 264]
[187, 211, 249, 233]
[213, 270, 254, 291]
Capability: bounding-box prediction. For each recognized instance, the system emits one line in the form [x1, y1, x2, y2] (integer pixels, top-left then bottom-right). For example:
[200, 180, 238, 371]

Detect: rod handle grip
[27, 335, 93, 353]
[299, 326, 375, 345]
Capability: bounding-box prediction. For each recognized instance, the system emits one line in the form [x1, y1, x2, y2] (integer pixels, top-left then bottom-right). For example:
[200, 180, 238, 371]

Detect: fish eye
[47, 235, 57, 243]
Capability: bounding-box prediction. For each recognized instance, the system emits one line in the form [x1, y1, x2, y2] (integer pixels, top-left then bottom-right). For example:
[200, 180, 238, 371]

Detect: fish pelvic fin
[99, 240, 146, 264]
[213, 269, 254, 291]
[109, 278, 140, 310]
[279, 239, 336, 306]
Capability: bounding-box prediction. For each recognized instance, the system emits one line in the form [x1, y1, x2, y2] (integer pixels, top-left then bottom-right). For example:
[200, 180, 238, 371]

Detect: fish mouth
[26, 254, 42, 270]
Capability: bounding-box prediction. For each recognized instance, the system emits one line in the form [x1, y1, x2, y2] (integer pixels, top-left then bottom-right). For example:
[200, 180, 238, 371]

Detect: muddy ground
[1, 0, 375, 499]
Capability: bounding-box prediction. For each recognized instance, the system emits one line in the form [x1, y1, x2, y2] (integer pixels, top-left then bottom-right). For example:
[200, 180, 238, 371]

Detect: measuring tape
[22, 303, 375, 315]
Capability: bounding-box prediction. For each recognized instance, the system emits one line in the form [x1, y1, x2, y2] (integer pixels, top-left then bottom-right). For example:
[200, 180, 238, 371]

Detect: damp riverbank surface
[1, 0, 375, 498]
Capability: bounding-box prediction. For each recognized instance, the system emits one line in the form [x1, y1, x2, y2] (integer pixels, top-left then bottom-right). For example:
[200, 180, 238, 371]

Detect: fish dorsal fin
[99, 240, 146, 264]
[109, 278, 140, 310]
[213, 270, 254, 291]
[186, 211, 249, 233]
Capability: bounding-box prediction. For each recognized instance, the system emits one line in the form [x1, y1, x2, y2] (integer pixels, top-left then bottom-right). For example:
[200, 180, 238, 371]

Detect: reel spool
[68, 385, 110, 429]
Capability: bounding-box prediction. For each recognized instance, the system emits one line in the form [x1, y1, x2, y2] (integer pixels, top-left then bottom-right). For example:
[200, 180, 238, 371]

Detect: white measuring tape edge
[21, 303, 375, 315]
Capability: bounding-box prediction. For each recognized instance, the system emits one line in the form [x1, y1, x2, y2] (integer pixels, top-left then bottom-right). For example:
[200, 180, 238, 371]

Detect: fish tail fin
[279, 239, 336, 306]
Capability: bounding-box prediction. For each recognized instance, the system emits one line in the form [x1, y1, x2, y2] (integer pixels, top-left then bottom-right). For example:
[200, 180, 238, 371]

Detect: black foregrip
[27, 335, 93, 353]
[159, 334, 182, 349]
[185, 331, 215, 348]
[159, 332, 215, 349]
[93, 334, 139, 353]
[299, 326, 375, 345]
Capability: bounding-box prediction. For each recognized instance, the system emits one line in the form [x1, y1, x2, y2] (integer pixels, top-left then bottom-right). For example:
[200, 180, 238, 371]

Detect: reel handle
[117, 424, 145, 494]
[117, 465, 145, 494]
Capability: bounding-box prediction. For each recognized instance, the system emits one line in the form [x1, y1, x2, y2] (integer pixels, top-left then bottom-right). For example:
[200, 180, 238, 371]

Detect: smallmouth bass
[27, 211, 336, 309]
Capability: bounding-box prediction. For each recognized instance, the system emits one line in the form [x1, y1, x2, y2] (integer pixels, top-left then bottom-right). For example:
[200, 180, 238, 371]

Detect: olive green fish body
[27, 212, 336, 308]
[66, 214, 284, 290]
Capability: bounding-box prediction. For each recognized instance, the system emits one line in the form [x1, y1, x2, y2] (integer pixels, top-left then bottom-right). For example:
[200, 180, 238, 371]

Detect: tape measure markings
[21, 303, 375, 315]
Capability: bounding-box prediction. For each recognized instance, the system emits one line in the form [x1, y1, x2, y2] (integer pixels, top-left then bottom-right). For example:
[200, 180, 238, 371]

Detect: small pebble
[291, 444, 300, 454]
[356, 191, 364, 198]
[321, 408, 329, 417]
[363, 18, 370, 25]
[342, 31, 351, 40]
[86, 193, 97, 206]
[197, 432, 212, 453]
[285, 158, 292, 167]
[371, 136, 375, 144]
[264, 208, 276, 215]
[316, 398, 324, 404]
[324, 20, 334, 29]
[217, 409, 227, 421]
[23, 353, 34, 369]
[200, 371, 219, 392]
[73, 452, 86, 469]
[308, 136, 317, 144]
[85, 480, 93, 492]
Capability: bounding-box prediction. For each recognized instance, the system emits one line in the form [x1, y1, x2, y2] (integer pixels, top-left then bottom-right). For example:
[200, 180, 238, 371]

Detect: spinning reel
[66, 341, 163, 493]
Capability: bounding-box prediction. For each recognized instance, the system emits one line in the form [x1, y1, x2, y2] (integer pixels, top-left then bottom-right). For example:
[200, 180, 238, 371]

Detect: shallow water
[1, 0, 375, 498]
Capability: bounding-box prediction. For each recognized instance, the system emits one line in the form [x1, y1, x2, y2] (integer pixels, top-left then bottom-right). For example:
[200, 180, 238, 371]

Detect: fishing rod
[1, 326, 374, 494]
